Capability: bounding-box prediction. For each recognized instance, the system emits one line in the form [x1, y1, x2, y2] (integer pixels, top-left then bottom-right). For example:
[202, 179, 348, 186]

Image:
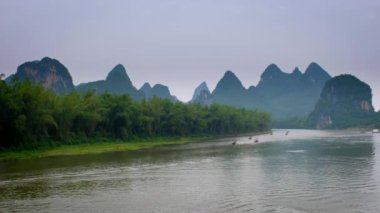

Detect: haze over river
[1, 129, 380, 212]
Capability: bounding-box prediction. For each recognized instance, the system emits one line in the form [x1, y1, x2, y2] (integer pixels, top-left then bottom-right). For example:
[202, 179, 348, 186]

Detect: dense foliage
[272, 116, 307, 129]
[0, 80, 270, 149]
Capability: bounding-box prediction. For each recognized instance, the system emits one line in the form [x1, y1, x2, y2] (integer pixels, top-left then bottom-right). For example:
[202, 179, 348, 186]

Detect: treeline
[0, 80, 270, 149]
[272, 116, 307, 129]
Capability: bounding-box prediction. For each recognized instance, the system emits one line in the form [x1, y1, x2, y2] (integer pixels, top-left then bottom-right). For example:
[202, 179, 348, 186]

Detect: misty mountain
[139, 82, 177, 101]
[191, 82, 212, 105]
[5, 58, 180, 101]
[252, 62, 332, 119]
[6, 57, 74, 94]
[5, 57, 335, 121]
[76, 64, 144, 100]
[211, 70, 250, 107]
[196, 62, 332, 120]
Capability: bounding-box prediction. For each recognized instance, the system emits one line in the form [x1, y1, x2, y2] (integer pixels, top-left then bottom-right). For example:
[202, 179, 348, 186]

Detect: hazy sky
[1, 0, 379, 108]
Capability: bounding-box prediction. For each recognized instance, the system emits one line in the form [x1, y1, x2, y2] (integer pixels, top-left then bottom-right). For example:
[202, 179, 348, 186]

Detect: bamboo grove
[0, 80, 270, 149]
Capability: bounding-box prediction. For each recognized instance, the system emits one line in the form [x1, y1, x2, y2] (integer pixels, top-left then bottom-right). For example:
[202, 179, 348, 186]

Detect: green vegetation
[0, 137, 208, 160]
[0, 79, 270, 152]
[272, 116, 307, 129]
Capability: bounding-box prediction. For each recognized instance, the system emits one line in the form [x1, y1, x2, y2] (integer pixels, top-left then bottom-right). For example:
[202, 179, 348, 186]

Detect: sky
[0, 0, 379, 108]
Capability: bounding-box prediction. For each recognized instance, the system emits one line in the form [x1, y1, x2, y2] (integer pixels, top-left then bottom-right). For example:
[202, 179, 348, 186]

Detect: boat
[372, 129, 379, 133]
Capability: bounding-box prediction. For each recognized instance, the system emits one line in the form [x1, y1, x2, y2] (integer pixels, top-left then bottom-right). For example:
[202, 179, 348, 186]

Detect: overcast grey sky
[1, 0, 379, 108]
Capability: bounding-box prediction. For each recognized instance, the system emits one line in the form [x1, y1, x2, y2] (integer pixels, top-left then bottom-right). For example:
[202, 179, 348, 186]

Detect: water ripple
[1, 129, 380, 212]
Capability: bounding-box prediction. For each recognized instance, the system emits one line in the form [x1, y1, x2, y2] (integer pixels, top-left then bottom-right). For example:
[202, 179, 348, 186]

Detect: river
[1, 129, 380, 212]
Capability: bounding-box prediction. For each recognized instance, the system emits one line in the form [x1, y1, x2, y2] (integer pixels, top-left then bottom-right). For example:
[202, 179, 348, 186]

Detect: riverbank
[0, 137, 211, 161]
[0, 131, 270, 161]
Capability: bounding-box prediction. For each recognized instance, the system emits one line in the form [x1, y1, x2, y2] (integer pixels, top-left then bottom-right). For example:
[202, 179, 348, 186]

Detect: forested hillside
[0, 80, 270, 149]
[307, 74, 376, 129]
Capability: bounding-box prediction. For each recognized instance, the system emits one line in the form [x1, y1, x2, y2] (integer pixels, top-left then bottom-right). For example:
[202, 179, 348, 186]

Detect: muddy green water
[1, 129, 380, 212]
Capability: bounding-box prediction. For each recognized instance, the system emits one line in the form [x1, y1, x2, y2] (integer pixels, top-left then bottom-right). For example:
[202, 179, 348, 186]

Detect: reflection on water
[1, 129, 380, 212]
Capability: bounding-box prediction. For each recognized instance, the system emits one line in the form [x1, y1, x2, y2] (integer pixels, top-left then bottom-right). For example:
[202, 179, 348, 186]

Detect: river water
[1, 129, 380, 212]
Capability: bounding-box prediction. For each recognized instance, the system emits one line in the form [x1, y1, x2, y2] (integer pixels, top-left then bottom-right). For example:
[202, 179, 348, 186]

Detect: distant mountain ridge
[76, 64, 144, 100]
[191, 82, 212, 105]
[76, 64, 177, 101]
[138, 82, 177, 101]
[5, 57, 350, 123]
[211, 71, 249, 107]
[253, 62, 331, 119]
[191, 62, 332, 119]
[4, 57, 177, 101]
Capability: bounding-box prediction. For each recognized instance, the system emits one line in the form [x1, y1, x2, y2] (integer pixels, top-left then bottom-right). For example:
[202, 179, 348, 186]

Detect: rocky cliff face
[76, 64, 144, 100]
[7, 57, 74, 94]
[191, 82, 212, 105]
[307, 74, 374, 129]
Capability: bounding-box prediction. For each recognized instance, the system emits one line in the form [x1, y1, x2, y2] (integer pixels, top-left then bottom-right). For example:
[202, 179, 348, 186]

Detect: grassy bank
[0, 136, 210, 161]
